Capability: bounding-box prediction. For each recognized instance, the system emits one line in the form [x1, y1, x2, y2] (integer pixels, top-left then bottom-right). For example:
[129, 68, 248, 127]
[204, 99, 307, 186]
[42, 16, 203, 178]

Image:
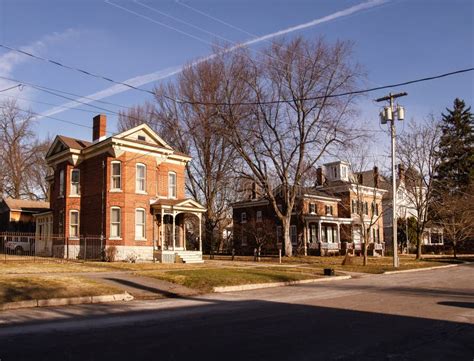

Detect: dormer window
[333, 167, 337, 178]
[309, 203, 316, 214]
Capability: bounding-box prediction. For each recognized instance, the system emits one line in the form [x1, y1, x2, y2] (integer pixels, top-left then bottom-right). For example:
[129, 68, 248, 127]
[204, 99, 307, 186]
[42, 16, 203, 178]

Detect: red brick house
[232, 186, 352, 256]
[232, 161, 386, 256]
[44, 114, 205, 262]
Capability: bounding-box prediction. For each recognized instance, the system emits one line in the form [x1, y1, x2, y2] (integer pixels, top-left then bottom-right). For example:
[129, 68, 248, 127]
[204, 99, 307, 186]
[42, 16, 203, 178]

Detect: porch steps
[175, 251, 204, 264]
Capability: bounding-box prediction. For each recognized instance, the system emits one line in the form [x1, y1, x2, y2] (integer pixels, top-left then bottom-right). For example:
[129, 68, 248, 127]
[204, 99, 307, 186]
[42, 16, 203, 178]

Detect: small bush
[104, 246, 117, 262]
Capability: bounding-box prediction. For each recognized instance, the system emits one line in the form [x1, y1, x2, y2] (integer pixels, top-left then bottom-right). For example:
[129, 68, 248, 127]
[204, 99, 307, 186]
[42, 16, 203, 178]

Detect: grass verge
[0, 275, 121, 304]
[138, 267, 324, 293]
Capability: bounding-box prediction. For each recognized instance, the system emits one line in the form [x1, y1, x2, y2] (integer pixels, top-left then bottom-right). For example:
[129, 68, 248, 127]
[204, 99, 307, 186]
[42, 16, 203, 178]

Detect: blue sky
[0, 0, 472, 161]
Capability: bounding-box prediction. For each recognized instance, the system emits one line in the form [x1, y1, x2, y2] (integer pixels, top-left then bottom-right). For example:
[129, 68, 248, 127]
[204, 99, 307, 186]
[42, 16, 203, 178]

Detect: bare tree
[117, 101, 157, 132]
[435, 185, 474, 257]
[217, 37, 363, 256]
[397, 118, 441, 259]
[0, 100, 50, 200]
[119, 61, 241, 254]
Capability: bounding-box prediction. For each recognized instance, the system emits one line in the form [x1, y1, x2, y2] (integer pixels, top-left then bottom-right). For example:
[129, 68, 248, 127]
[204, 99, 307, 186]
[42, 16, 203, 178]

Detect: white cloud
[0, 29, 80, 104]
[41, 0, 387, 117]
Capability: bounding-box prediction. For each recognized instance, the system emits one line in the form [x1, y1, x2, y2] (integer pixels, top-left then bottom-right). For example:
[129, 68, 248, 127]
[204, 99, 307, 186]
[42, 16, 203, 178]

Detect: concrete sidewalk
[83, 272, 200, 299]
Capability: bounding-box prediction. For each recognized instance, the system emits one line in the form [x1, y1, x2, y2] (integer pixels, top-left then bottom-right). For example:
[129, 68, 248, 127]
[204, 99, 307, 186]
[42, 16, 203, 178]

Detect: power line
[0, 84, 22, 93]
[1, 43, 472, 106]
[0, 74, 125, 108]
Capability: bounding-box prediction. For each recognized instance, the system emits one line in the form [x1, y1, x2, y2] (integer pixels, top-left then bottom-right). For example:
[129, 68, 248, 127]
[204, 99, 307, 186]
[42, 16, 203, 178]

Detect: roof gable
[46, 135, 91, 158]
[114, 124, 172, 150]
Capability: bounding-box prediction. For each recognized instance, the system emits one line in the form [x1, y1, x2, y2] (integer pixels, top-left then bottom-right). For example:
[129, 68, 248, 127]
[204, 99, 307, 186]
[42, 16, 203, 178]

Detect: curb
[0, 292, 134, 311]
[213, 275, 352, 293]
[383, 263, 462, 275]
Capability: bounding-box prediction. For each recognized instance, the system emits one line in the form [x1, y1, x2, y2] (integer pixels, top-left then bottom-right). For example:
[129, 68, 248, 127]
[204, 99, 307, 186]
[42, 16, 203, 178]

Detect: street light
[376, 92, 407, 268]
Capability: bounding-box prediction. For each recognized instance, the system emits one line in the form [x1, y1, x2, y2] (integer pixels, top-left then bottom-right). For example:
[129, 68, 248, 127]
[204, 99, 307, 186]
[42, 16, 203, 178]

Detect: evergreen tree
[435, 98, 474, 195]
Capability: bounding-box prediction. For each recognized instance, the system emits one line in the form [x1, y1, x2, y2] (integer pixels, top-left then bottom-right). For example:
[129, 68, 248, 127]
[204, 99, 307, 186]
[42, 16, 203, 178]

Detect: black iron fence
[0, 232, 104, 262]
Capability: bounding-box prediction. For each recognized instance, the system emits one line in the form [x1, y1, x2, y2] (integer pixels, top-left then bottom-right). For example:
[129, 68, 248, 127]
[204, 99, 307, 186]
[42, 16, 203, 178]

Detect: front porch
[303, 216, 352, 256]
[151, 198, 206, 263]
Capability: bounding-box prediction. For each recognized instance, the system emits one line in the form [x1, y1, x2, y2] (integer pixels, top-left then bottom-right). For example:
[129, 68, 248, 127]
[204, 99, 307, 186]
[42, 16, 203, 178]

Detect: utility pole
[376, 92, 407, 268]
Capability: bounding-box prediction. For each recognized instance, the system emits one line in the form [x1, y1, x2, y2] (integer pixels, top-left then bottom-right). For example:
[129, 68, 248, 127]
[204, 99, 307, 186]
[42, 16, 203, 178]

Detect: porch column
[303, 220, 308, 256]
[172, 212, 176, 251]
[198, 214, 202, 252]
[160, 212, 164, 250]
[337, 223, 341, 243]
[183, 215, 186, 251]
[318, 220, 322, 243]
[152, 209, 156, 250]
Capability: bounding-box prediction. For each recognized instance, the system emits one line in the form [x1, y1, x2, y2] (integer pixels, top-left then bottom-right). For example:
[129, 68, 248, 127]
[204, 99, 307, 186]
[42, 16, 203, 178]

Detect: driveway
[0, 264, 472, 360]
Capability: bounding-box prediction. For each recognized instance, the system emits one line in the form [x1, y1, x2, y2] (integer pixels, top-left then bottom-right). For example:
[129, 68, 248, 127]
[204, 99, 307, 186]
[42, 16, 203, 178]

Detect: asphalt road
[0, 264, 473, 361]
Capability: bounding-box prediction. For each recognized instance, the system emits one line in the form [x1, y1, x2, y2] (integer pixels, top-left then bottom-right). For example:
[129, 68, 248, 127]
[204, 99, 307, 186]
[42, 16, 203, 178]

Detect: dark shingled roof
[58, 135, 92, 150]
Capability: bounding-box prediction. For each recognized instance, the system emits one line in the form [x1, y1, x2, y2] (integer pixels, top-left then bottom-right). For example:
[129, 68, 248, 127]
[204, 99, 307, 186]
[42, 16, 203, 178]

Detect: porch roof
[151, 198, 206, 214]
[304, 215, 353, 224]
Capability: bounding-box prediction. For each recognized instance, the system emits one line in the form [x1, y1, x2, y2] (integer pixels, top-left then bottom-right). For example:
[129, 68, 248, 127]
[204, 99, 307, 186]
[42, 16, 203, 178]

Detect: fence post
[279, 248, 282, 264]
[3, 235, 6, 262]
[231, 248, 235, 261]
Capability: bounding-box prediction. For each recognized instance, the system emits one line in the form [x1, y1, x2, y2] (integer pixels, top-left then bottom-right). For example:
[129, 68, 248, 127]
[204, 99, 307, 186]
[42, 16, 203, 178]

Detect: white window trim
[110, 207, 122, 240]
[70, 169, 80, 196]
[135, 208, 146, 241]
[168, 172, 177, 199]
[110, 161, 122, 191]
[135, 163, 147, 194]
[69, 210, 79, 239]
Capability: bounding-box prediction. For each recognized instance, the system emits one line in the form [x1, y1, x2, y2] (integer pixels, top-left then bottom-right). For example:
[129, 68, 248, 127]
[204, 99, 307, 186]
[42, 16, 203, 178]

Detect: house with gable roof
[43, 114, 206, 262]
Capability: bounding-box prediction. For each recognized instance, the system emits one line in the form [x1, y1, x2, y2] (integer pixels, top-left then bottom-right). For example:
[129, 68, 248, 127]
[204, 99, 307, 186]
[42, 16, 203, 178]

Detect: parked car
[4, 238, 33, 255]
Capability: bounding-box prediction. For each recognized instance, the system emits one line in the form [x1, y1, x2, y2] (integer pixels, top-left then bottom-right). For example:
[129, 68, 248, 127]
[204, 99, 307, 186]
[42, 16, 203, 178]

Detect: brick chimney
[93, 114, 107, 142]
[373, 166, 379, 188]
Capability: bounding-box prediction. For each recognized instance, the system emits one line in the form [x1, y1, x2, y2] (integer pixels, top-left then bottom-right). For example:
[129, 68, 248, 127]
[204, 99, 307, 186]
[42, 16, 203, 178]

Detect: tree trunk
[453, 241, 457, 258]
[282, 218, 292, 257]
[416, 231, 422, 260]
[363, 240, 368, 266]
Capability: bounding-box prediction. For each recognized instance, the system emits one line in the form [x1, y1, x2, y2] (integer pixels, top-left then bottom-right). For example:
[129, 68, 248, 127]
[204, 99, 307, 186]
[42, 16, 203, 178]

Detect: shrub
[104, 246, 118, 262]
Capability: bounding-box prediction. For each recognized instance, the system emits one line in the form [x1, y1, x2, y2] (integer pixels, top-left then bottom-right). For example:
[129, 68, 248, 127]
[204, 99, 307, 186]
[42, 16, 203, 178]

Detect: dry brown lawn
[0, 275, 120, 304]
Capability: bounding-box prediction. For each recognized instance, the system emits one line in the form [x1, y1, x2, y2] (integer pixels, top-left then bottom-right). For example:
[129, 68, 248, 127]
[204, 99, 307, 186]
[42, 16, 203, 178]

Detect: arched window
[135, 208, 146, 240]
[69, 210, 79, 238]
[168, 172, 177, 199]
[136, 163, 146, 193]
[111, 161, 122, 190]
[110, 207, 121, 238]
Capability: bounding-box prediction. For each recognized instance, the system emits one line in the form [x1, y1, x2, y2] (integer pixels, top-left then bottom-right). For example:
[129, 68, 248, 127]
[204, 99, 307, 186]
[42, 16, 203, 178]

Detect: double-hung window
[110, 207, 121, 238]
[309, 203, 316, 214]
[69, 210, 79, 238]
[111, 161, 122, 190]
[71, 169, 80, 195]
[168, 172, 177, 199]
[136, 164, 146, 193]
[256, 210, 262, 222]
[135, 208, 146, 240]
[241, 212, 247, 223]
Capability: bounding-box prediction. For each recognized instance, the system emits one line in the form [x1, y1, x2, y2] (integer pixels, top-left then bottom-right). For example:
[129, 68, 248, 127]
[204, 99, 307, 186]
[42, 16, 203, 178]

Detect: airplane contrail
[40, 0, 387, 118]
